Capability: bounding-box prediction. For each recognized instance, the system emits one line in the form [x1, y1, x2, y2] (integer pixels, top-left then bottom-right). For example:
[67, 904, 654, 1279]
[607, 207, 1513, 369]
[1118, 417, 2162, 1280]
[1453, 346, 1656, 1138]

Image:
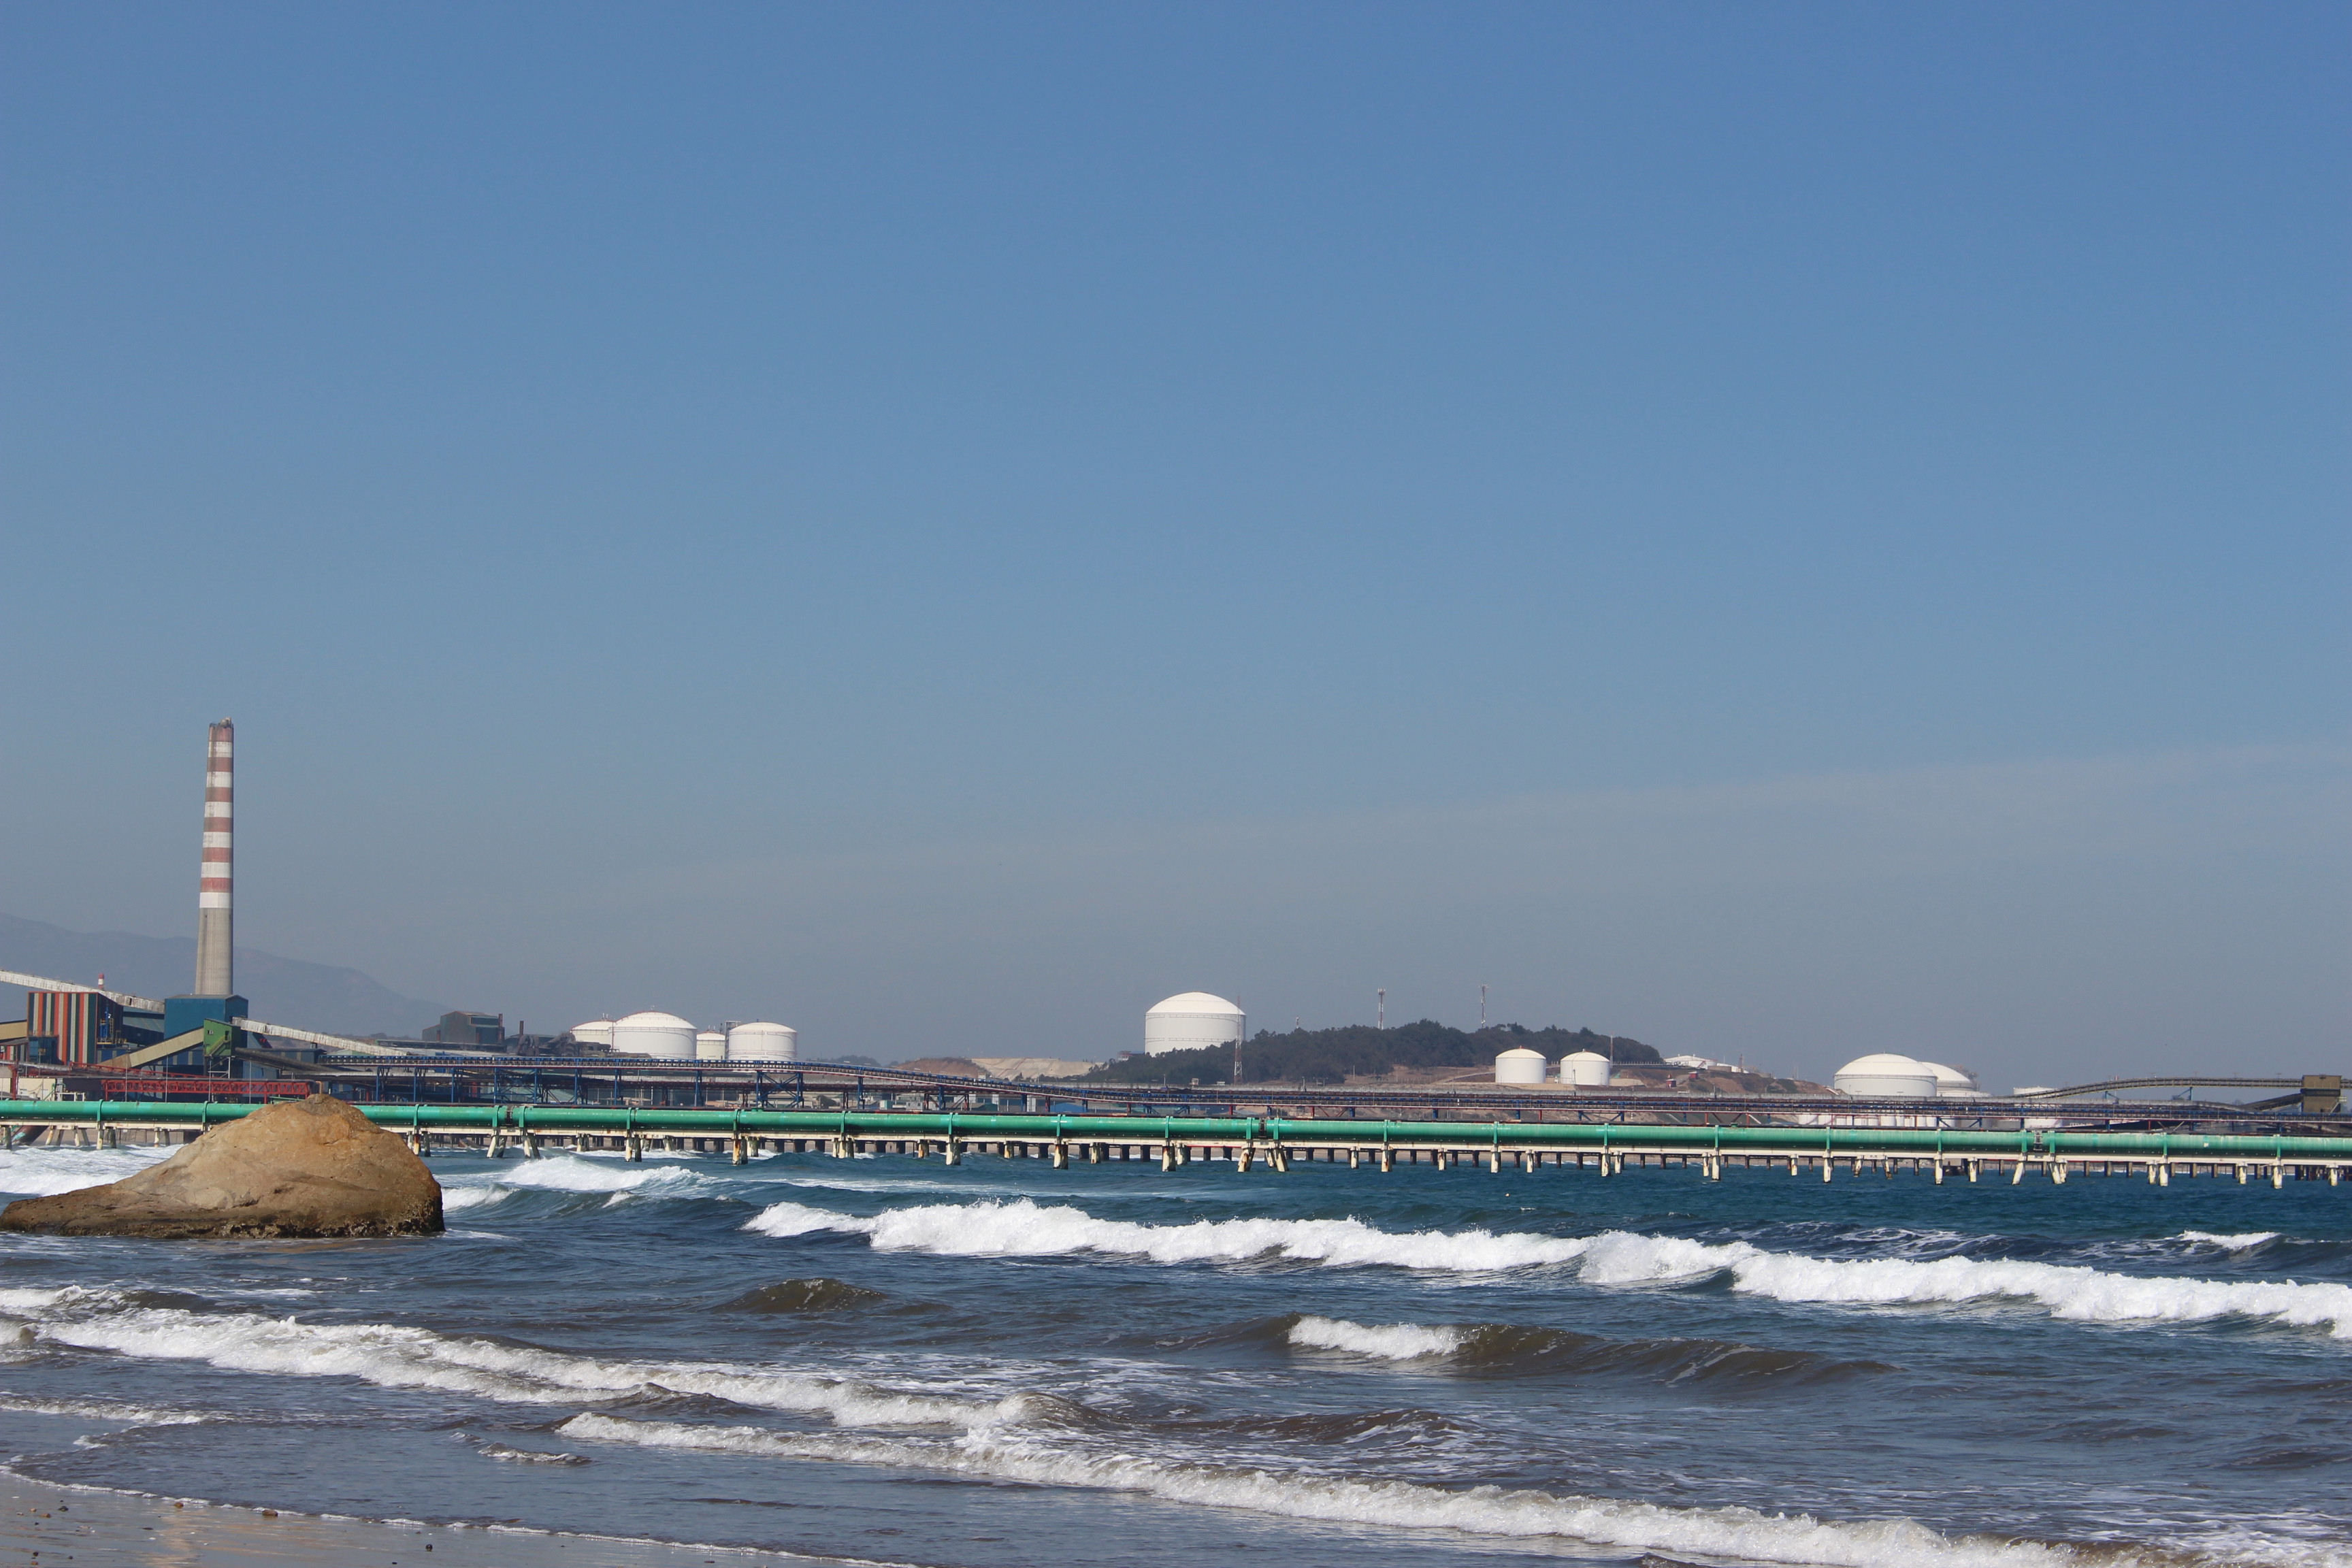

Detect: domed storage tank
[1494, 1047, 1548, 1084]
[570, 1019, 615, 1049]
[1145, 992, 1246, 1056]
[728, 1022, 798, 1062]
[1831, 1053, 1937, 1098]
[1559, 1049, 1612, 1087]
[1920, 1061, 1982, 1097]
[610, 1011, 696, 1060]
[695, 1030, 728, 1062]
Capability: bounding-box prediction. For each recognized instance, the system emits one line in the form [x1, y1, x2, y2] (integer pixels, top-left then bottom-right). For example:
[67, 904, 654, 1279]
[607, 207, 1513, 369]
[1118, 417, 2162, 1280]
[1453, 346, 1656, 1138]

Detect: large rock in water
[0, 1094, 442, 1239]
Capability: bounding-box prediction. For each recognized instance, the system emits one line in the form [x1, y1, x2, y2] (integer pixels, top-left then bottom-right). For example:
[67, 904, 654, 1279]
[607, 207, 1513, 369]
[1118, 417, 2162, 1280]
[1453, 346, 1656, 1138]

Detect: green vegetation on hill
[1079, 1020, 1664, 1086]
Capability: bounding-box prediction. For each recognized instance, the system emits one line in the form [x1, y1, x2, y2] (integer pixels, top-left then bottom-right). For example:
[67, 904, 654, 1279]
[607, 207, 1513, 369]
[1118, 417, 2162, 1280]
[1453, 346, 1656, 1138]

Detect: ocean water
[0, 1141, 2345, 1567]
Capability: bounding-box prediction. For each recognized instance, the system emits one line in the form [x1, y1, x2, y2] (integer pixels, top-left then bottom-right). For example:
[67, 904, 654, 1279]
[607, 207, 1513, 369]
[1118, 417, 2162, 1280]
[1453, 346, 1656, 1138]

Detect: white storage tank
[1920, 1061, 1982, 1097]
[1494, 1047, 1548, 1084]
[610, 1011, 696, 1060]
[1145, 992, 1247, 1056]
[728, 1022, 798, 1062]
[695, 1030, 728, 1062]
[1559, 1049, 1612, 1087]
[570, 1019, 615, 1049]
[1831, 1053, 1938, 1098]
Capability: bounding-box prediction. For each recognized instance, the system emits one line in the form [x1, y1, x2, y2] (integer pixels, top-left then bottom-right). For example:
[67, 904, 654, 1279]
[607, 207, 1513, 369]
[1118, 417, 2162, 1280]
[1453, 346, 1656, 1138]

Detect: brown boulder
[0, 1094, 442, 1239]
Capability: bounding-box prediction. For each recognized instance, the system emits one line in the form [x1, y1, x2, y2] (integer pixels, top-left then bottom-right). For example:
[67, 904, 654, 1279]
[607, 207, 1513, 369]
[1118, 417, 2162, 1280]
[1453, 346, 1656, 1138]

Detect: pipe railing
[3, 1100, 2348, 1164]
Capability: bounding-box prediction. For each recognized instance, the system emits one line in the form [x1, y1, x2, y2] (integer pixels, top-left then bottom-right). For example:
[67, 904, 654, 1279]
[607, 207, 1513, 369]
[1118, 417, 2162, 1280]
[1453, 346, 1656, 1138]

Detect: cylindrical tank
[1559, 1049, 1612, 1087]
[1919, 1061, 1982, 1097]
[1831, 1053, 1937, 1098]
[727, 1022, 798, 1062]
[1145, 992, 1246, 1056]
[1494, 1047, 1548, 1085]
[610, 1011, 696, 1060]
[570, 1019, 615, 1049]
[694, 1030, 728, 1061]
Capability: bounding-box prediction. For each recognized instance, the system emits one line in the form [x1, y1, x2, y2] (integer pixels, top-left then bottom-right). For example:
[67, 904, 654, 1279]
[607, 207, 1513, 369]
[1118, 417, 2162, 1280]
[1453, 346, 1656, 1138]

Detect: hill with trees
[1079, 1019, 1663, 1086]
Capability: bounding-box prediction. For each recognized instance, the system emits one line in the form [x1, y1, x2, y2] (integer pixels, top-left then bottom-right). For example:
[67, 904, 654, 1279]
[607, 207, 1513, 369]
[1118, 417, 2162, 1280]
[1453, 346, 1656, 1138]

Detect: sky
[2, 3, 2345, 1088]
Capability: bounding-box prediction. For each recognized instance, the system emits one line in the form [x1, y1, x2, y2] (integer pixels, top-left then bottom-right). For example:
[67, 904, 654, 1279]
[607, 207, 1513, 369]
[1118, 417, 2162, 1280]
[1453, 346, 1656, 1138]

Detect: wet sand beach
[0, 1470, 794, 1568]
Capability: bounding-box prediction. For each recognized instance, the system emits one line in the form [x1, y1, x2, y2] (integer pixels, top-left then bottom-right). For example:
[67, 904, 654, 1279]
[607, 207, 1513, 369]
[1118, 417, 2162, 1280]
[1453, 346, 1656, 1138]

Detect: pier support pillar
[1051, 1142, 1069, 1169]
[2272, 1164, 2285, 1189]
[624, 1135, 642, 1162]
[732, 1137, 749, 1166]
[943, 1140, 962, 1166]
[1378, 1148, 1393, 1173]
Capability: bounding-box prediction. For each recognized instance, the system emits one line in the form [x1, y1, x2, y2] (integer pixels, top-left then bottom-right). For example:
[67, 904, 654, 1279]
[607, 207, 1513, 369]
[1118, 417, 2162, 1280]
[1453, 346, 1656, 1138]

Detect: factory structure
[3, 722, 806, 1078]
[567, 1013, 800, 1062]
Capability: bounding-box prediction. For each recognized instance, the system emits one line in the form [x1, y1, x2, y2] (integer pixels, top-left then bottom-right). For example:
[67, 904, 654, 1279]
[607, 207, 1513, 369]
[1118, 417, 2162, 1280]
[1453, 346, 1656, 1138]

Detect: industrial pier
[7, 1100, 2350, 1189]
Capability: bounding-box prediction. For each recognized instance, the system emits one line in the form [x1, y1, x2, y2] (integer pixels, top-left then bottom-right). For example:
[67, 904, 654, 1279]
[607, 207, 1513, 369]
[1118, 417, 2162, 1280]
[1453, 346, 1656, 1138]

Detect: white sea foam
[2174, 1230, 2281, 1250]
[0, 1145, 174, 1197]
[1287, 1316, 1463, 1360]
[0, 1289, 1028, 1429]
[743, 1198, 1592, 1270]
[0, 1392, 212, 1426]
[439, 1156, 727, 1211]
[745, 1199, 2352, 1341]
[1573, 1231, 2352, 1340]
[557, 1411, 2081, 1568]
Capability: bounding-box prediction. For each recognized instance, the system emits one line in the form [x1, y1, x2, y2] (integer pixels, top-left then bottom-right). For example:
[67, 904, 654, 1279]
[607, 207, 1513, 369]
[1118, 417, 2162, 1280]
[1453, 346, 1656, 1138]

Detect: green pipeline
[3, 1100, 2349, 1162]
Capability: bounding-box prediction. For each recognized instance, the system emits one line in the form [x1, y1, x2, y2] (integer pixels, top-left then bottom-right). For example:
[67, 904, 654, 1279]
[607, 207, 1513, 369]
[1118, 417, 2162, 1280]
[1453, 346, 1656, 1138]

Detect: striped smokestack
[195, 719, 234, 997]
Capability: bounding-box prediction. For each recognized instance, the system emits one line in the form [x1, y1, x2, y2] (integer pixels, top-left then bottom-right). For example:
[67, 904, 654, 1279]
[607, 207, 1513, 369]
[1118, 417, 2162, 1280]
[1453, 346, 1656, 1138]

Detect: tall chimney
[194, 719, 234, 996]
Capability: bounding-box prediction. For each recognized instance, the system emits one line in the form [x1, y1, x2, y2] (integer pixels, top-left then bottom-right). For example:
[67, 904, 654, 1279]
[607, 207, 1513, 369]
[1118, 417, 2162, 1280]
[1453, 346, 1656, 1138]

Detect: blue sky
[3, 3, 2344, 1083]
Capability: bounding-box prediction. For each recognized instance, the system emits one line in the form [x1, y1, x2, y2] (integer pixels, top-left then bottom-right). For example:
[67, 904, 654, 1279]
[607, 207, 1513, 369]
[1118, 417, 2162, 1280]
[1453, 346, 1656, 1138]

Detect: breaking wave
[557, 1410, 2079, 1568]
[439, 1156, 733, 1211]
[0, 1286, 1028, 1429]
[1287, 1316, 1462, 1360]
[744, 1198, 2352, 1340]
[1275, 1316, 1886, 1385]
[2174, 1231, 2282, 1251]
[0, 1145, 174, 1197]
[743, 1196, 1591, 1270]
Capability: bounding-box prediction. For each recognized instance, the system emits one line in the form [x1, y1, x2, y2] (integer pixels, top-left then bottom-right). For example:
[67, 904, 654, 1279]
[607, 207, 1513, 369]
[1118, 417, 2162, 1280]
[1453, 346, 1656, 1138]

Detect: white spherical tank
[1494, 1047, 1548, 1085]
[695, 1030, 728, 1061]
[1831, 1053, 1937, 1098]
[727, 1022, 798, 1062]
[610, 1011, 696, 1060]
[1559, 1049, 1612, 1087]
[1145, 992, 1246, 1056]
[570, 1019, 615, 1049]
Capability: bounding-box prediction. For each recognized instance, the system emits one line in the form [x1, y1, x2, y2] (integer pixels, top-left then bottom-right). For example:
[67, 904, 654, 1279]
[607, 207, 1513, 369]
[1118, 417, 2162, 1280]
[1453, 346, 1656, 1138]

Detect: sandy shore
[0, 1467, 817, 1567]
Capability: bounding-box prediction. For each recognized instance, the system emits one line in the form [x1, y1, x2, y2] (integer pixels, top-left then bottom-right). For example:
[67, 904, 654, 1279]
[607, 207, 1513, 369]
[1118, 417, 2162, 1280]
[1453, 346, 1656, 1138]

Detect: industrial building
[1830, 1053, 1981, 1098]
[570, 1013, 800, 1062]
[421, 1011, 504, 1048]
[1144, 992, 1247, 1056]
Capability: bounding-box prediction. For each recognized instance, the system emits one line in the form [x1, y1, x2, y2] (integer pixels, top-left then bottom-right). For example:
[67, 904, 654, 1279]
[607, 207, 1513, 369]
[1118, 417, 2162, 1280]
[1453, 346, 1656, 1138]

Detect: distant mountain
[0, 913, 448, 1038]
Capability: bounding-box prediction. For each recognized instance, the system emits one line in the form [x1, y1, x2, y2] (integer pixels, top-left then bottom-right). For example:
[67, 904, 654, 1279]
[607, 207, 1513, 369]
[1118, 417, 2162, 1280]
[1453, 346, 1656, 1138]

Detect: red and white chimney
[195, 719, 234, 996]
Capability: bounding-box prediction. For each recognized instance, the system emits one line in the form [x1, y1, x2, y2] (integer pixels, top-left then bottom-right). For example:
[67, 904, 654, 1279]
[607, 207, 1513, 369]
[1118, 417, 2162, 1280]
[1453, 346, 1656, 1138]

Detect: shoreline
[0, 1466, 855, 1567]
